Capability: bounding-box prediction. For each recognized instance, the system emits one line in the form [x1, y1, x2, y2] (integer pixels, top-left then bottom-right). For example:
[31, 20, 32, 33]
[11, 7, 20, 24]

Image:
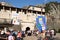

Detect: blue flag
[36, 15, 47, 32]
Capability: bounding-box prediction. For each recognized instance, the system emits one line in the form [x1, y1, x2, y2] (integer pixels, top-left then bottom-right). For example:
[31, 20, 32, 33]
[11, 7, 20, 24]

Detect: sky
[0, 0, 60, 8]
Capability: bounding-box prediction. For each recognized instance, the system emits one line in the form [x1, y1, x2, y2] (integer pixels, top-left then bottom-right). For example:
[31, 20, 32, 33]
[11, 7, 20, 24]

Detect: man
[41, 25, 46, 40]
[51, 29, 54, 38]
[8, 31, 14, 40]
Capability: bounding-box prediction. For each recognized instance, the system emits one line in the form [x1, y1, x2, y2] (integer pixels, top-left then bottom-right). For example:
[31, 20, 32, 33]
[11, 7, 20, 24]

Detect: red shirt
[17, 32, 21, 38]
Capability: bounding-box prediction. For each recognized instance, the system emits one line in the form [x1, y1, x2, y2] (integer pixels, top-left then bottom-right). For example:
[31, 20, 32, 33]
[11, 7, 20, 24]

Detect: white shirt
[8, 35, 14, 40]
[27, 30, 31, 33]
[51, 30, 54, 34]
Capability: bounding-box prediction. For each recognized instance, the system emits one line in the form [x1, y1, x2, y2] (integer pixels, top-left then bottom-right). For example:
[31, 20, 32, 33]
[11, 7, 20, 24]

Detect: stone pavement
[53, 33, 60, 40]
[23, 36, 38, 40]
[23, 33, 60, 40]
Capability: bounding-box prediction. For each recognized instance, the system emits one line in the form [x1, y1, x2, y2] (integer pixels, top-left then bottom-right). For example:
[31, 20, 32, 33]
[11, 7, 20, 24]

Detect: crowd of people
[45, 29, 56, 40]
[0, 29, 34, 40]
[0, 29, 56, 40]
[0, 29, 24, 40]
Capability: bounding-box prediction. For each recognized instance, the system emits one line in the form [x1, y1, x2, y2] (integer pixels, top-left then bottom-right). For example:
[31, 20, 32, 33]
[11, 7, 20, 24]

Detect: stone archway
[26, 27, 30, 31]
[25, 27, 30, 34]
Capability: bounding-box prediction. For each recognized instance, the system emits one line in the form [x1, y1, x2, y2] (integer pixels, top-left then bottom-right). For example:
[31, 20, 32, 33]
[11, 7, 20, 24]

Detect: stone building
[0, 2, 45, 31]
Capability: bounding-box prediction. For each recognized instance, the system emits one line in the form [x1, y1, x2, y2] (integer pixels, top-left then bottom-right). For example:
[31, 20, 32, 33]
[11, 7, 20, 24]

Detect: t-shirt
[27, 30, 31, 33]
[51, 30, 54, 35]
[17, 32, 21, 38]
[8, 35, 14, 40]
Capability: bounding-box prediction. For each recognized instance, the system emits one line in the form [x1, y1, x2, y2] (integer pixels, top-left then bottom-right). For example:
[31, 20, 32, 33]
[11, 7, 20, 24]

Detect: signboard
[12, 13, 20, 25]
[36, 15, 47, 32]
[12, 19, 20, 25]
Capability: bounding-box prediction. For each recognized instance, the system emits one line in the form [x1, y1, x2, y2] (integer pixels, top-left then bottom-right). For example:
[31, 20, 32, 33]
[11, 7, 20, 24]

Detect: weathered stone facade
[0, 2, 45, 31]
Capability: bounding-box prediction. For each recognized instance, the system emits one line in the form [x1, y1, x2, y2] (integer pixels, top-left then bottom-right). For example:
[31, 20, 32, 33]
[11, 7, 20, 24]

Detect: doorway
[26, 27, 30, 31]
[25, 27, 30, 34]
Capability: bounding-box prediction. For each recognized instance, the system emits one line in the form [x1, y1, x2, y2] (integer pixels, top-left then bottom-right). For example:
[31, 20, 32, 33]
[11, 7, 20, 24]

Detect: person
[36, 30, 39, 35]
[45, 30, 51, 40]
[41, 25, 46, 40]
[22, 31, 25, 37]
[12, 32, 17, 40]
[27, 30, 31, 36]
[46, 30, 50, 37]
[54, 29, 56, 36]
[50, 29, 54, 38]
[17, 31, 22, 40]
[8, 31, 14, 40]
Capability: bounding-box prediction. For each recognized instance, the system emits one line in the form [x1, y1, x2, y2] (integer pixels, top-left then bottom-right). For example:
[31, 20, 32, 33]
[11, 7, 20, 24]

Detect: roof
[0, 5, 45, 13]
[0, 2, 45, 13]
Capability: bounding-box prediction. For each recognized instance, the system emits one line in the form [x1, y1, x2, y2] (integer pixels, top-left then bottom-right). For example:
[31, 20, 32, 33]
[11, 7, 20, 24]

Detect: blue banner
[36, 16, 47, 32]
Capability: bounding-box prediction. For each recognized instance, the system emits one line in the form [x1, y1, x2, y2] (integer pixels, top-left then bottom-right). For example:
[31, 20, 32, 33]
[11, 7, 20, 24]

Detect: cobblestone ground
[23, 33, 60, 40]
